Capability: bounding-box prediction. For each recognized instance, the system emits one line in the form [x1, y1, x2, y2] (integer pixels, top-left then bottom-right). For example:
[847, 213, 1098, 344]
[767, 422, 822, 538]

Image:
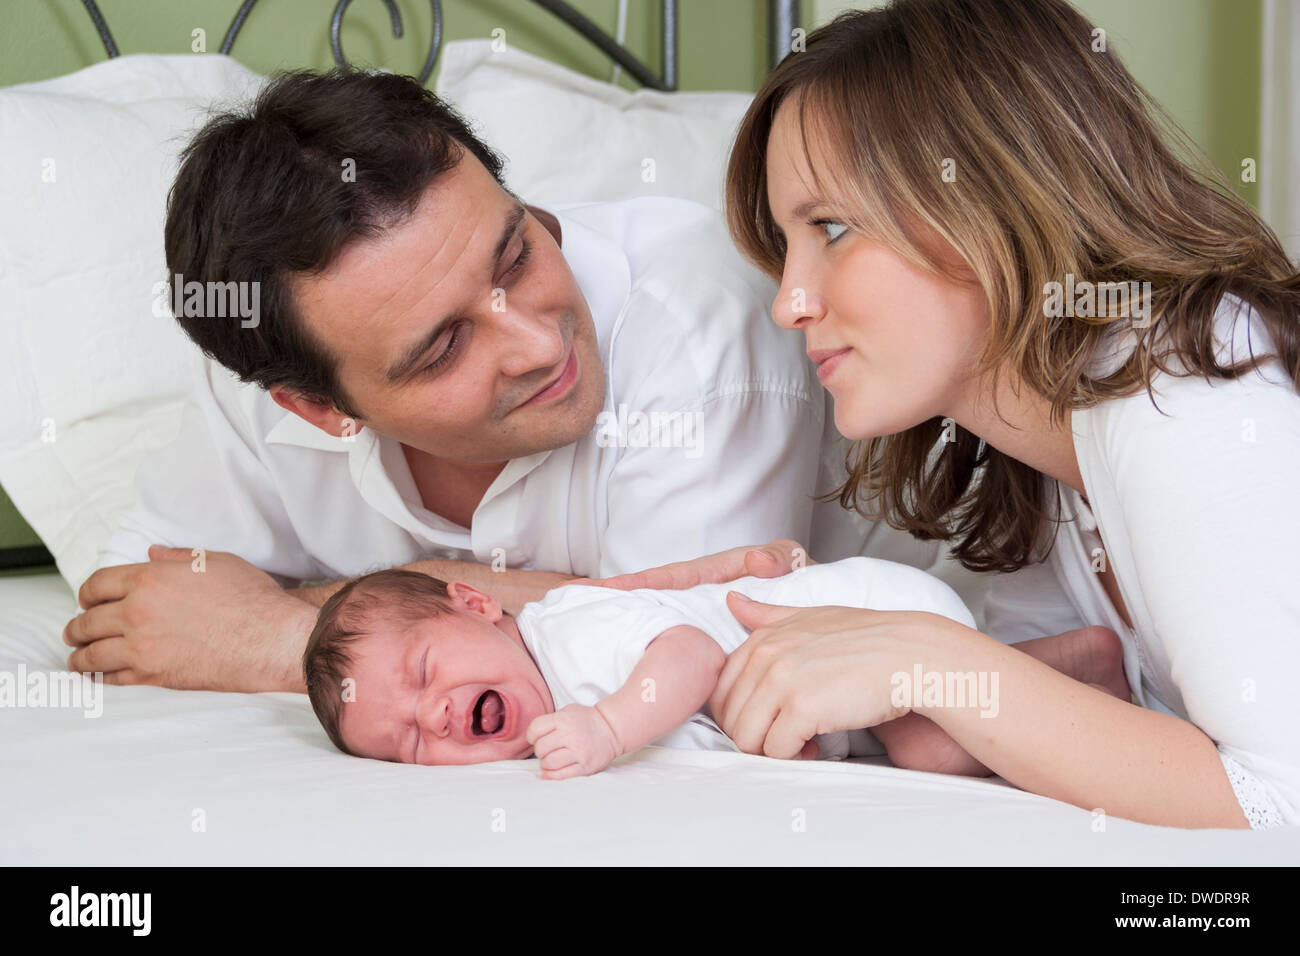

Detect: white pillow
[0, 53, 268, 591]
[434, 39, 752, 210]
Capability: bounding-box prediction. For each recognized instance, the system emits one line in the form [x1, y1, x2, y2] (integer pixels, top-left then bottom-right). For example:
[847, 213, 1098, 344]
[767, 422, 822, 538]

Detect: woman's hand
[710, 593, 968, 759]
[570, 538, 813, 591]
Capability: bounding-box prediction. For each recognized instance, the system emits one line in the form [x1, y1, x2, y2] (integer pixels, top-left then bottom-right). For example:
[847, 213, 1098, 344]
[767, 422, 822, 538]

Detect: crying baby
[302, 556, 1129, 778]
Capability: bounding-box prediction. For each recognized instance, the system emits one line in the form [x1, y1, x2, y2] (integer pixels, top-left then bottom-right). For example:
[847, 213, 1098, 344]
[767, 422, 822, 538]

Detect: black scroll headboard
[78, 0, 805, 91]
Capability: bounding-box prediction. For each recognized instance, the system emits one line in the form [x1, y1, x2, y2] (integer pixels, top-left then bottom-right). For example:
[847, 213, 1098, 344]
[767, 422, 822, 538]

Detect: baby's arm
[596, 625, 726, 757]
[526, 625, 725, 780]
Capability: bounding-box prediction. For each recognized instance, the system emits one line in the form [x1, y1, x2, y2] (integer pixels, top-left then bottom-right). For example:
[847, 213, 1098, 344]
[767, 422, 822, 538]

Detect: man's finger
[598, 557, 702, 591]
[63, 603, 127, 647]
[77, 564, 141, 610]
[147, 544, 194, 562]
[68, 636, 133, 675]
[741, 547, 786, 578]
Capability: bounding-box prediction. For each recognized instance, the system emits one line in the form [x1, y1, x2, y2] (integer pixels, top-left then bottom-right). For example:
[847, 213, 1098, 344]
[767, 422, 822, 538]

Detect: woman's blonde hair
[726, 0, 1300, 572]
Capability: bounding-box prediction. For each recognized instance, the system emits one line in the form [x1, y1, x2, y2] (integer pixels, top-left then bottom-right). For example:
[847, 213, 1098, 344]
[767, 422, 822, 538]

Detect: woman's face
[763, 98, 990, 440]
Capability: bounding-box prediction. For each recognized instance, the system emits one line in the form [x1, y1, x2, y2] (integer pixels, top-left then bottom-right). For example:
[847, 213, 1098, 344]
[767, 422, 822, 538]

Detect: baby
[303, 556, 1129, 778]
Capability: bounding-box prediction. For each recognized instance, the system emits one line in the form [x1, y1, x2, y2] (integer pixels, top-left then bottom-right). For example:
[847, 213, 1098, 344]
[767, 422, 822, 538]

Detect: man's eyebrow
[384, 202, 527, 384]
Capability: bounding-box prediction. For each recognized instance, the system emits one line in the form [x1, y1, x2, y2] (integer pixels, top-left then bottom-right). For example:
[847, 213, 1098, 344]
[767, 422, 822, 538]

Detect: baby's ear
[445, 581, 502, 621]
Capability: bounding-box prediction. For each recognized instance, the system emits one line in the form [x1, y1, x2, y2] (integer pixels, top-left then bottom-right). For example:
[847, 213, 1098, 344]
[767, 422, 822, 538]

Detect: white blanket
[3, 573, 1295, 865]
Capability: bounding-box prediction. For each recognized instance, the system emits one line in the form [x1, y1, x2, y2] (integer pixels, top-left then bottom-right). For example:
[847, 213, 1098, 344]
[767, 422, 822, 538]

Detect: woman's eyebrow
[773, 199, 827, 240]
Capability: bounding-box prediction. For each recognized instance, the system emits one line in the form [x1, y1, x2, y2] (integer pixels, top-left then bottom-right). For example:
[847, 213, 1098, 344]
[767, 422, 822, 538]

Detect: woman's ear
[444, 581, 503, 623]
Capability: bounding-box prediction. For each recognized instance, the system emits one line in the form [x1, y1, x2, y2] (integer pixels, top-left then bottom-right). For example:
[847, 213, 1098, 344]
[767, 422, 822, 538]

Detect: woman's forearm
[917, 628, 1250, 829]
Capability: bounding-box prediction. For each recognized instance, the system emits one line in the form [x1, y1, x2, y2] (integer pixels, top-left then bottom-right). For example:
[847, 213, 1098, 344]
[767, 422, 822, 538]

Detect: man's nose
[495, 309, 566, 379]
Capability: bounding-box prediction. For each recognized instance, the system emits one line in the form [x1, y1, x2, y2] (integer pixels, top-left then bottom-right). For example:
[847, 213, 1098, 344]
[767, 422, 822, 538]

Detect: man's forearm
[290, 560, 579, 615]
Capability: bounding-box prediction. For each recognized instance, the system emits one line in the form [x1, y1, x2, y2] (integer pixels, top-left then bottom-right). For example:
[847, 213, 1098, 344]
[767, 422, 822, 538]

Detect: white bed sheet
[2, 573, 1296, 865]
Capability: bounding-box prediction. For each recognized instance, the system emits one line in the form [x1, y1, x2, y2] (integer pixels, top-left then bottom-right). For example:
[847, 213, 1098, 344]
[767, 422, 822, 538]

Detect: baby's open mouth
[472, 690, 505, 737]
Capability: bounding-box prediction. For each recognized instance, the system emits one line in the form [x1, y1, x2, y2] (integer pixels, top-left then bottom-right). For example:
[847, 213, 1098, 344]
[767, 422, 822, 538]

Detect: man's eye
[423, 325, 462, 374]
[501, 238, 532, 281]
[813, 219, 848, 244]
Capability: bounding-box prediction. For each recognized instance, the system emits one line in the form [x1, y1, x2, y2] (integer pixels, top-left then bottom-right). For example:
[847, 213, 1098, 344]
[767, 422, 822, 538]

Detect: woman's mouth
[470, 690, 506, 737]
[814, 348, 852, 382]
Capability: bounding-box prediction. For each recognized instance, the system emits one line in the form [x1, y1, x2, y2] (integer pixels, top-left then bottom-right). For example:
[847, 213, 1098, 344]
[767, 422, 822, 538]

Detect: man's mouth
[519, 348, 578, 408]
[471, 690, 506, 737]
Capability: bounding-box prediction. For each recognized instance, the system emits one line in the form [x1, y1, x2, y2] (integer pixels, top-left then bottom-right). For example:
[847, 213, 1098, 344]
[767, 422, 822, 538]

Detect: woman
[602, 0, 1300, 829]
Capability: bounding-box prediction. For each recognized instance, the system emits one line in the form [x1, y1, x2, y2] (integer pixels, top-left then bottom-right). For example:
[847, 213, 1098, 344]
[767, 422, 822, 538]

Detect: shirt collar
[264, 411, 359, 451]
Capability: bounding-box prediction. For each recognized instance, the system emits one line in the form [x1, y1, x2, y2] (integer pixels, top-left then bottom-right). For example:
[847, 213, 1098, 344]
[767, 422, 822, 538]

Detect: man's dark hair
[163, 68, 510, 418]
[304, 568, 457, 756]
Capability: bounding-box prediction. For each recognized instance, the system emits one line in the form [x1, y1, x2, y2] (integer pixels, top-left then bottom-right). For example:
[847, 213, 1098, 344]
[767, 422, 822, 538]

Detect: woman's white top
[983, 294, 1300, 828]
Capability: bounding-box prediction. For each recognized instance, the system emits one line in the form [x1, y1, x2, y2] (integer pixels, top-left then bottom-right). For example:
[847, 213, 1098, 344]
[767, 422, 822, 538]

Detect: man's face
[290, 152, 607, 463]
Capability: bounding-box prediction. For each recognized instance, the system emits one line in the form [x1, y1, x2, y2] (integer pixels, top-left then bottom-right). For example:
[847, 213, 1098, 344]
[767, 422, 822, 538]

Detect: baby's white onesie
[514, 557, 976, 759]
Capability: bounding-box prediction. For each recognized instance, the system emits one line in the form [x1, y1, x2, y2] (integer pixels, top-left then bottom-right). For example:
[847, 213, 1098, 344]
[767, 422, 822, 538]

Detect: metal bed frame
[77, 0, 803, 90]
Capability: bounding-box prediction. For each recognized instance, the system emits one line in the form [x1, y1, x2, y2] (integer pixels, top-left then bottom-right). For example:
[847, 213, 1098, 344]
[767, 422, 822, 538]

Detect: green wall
[1074, 0, 1261, 210]
[817, 0, 1262, 209]
[0, 0, 783, 92]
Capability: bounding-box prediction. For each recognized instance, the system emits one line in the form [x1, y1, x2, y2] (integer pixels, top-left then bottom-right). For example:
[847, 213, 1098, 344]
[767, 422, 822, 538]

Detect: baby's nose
[417, 694, 456, 738]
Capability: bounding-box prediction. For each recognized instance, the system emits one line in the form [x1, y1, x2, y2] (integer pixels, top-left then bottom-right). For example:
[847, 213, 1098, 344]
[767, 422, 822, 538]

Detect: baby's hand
[526, 703, 621, 780]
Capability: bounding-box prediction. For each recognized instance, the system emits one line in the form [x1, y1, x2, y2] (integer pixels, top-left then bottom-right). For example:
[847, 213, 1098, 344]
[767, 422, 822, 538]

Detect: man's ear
[526, 203, 562, 246]
[268, 384, 356, 438]
[445, 581, 503, 623]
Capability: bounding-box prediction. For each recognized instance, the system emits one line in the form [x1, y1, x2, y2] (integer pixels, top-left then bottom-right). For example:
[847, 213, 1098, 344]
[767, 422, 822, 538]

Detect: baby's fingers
[540, 762, 589, 781]
[525, 714, 554, 746]
[538, 746, 577, 773]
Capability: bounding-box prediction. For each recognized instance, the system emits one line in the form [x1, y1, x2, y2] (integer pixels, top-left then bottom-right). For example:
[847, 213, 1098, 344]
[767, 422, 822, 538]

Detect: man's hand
[571, 538, 811, 591]
[526, 703, 622, 779]
[64, 546, 319, 693]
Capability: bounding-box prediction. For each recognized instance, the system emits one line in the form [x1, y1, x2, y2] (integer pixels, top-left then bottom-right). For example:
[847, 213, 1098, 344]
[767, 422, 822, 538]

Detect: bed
[2, 0, 1296, 866]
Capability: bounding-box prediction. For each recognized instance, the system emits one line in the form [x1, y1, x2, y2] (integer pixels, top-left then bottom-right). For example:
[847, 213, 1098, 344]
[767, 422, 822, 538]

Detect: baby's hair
[304, 568, 456, 755]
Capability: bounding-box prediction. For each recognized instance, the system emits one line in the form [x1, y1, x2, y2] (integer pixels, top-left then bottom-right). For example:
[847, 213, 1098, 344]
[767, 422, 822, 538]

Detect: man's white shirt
[97, 197, 835, 582]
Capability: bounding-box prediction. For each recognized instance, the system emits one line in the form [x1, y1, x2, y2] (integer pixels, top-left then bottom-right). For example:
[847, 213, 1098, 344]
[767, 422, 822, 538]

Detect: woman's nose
[772, 269, 825, 330]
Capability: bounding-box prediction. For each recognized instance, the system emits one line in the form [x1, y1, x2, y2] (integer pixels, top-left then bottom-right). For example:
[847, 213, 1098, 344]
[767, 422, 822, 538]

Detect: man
[64, 69, 839, 694]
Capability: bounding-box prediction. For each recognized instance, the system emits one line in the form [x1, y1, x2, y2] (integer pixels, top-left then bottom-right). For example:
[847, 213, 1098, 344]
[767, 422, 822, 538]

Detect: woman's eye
[815, 219, 848, 244]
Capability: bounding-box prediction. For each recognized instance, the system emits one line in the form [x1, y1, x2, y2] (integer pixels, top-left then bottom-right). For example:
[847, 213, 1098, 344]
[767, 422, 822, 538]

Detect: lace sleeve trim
[1219, 751, 1285, 829]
